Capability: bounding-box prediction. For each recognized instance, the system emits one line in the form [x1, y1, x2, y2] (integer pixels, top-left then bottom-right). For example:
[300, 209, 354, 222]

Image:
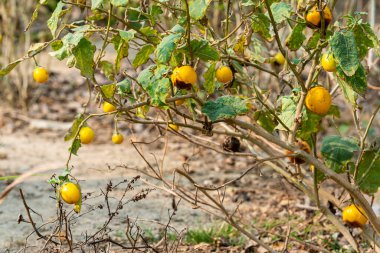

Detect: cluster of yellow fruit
[305, 5, 333, 28]
[79, 125, 124, 145]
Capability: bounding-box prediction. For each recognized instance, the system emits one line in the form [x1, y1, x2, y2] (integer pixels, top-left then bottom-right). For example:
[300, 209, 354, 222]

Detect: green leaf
[110, 0, 127, 7]
[251, 13, 273, 41]
[203, 62, 216, 94]
[25, 3, 41, 31]
[355, 150, 380, 194]
[47, 1, 65, 37]
[155, 25, 184, 64]
[133, 44, 155, 68]
[353, 23, 380, 59]
[100, 61, 115, 80]
[137, 65, 171, 108]
[112, 34, 129, 72]
[201, 96, 248, 122]
[101, 83, 116, 99]
[189, 0, 212, 20]
[116, 79, 132, 97]
[0, 59, 23, 76]
[119, 30, 136, 42]
[329, 31, 360, 76]
[190, 39, 219, 61]
[72, 38, 95, 78]
[321, 135, 359, 173]
[69, 139, 81, 156]
[336, 64, 367, 95]
[305, 31, 320, 50]
[297, 111, 321, 140]
[336, 76, 358, 108]
[286, 22, 306, 51]
[49, 30, 86, 60]
[276, 96, 296, 131]
[64, 114, 85, 141]
[254, 110, 275, 133]
[270, 2, 292, 24]
[91, 0, 104, 9]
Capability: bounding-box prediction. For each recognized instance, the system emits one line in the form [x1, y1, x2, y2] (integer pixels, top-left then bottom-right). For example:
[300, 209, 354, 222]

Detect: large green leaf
[201, 96, 248, 122]
[155, 25, 184, 64]
[270, 2, 292, 24]
[276, 96, 296, 131]
[133, 44, 155, 68]
[47, 1, 65, 37]
[355, 150, 380, 194]
[336, 76, 358, 108]
[305, 31, 320, 50]
[72, 38, 95, 79]
[49, 30, 86, 60]
[189, 39, 219, 61]
[329, 31, 359, 76]
[336, 64, 367, 95]
[203, 62, 216, 94]
[321, 135, 359, 173]
[286, 22, 306, 51]
[251, 13, 273, 41]
[189, 0, 212, 20]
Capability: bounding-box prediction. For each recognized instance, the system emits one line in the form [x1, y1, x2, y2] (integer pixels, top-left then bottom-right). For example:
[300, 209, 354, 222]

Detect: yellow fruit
[103, 101, 116, 113]
[171, 66, 197, 89]
[273, 52, 286, 65]
[216, 66, 233, 84]
[168, 124, 179, 131]
[175, 99, 185, 106]
[321, 53, 336, 72]
[305, 86, 332, 115]
[306, 5, 333, 28]
[112, 133, 124, 144]
[33, 67, 49, 83]
[286, 140, 311, 164]
[79, 126, 95, 144]
[342, 204, 367, 227]
[60, 182, 81, 204]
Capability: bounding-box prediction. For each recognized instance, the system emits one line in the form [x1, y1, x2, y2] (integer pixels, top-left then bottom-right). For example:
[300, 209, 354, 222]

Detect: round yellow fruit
[171, 66, 197, 89]
[79, 126, 95, 144]
[60, 182, 81, 204]
[306, 5, 333, 27]
[305, 86, 332, 115]
[103, 101, 116, 113]
[321, 53, 336, 72]
[216, 66, 233, 84]
[33, 67, 49, 83]
[168, 124, 179, 131]
[112, 133, 124, 144]
[342, 204, 367, 227]
[273, 52, 286, 65]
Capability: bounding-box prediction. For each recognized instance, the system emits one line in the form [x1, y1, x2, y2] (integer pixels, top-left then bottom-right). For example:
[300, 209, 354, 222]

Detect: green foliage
[72, 38, 95, 79]
[203, 62, 216, 94]
[189, 0, 212, 20]
[336, 64, 367, 95]
[321, 135, 359, 173]
[100, 83, 116, 99]
[64, 114, 85, 141]
[189, 39, 219, 61]
[329, 31, 360, 77]
[355, 150, 380, 194]
[47, 1, 65, 37]
[155, 25, 185, 64]
[251, 13, 273, 41]
[286, 22, 306, 51]
[305, 31, 320, 50]
[201, 96, 248, 122]
[69, 139, 82, 156]
[133, 44, 155, 68]
[270, 2, 293, 24]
